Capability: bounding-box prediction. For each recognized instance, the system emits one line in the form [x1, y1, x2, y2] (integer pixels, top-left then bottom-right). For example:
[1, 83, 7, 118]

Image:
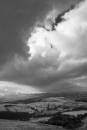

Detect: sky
[0, 0, 87, 95]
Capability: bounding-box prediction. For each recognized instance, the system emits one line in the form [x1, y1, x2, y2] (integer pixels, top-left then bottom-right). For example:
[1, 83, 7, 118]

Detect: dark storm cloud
[0, 0, 51, 64]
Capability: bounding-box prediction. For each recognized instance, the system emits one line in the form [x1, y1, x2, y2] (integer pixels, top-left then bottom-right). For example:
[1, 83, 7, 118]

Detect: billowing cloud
[27, 0, 87, 91]
[0, 0, 87, 93]
[28, 0, 87, 61]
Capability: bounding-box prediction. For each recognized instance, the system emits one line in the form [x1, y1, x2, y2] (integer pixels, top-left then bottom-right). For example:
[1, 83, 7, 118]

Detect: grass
[0, 119, 63, 130]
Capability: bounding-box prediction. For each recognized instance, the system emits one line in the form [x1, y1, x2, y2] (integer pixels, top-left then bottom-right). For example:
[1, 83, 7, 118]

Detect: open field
[0, 119, 63, 130]
[0, 92, 87, 129]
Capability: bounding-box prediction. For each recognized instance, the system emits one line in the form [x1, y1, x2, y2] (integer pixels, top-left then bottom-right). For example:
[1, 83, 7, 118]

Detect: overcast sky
[0, 0, 87, 95]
